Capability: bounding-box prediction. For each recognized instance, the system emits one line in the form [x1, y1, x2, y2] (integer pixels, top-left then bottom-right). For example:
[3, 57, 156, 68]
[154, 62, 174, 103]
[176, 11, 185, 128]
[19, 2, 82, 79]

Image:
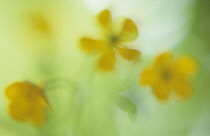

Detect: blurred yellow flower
[80, 9, 141, 71]
[140, 52, 197, 101]
[29, 13, 51, 34]
[5, 82, 50, 126]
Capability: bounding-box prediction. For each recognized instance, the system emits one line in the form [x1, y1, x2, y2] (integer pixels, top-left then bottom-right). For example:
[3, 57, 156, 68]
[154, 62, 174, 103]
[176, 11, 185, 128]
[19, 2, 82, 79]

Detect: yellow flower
[80, 9, 141, 71]
[30, 13, 51, 34]
[140, 52, 197, 101]
[5, 82, 50, 126]
[28, 12, 51, 35]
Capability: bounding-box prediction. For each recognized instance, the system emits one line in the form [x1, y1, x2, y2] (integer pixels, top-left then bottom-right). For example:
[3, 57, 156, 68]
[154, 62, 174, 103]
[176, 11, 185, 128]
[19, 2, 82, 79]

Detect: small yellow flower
[140, 52, 197, 101]
[80, 9, 141, 71]
[30, 14, 51, 34]
[5, 82, 50, 126]
[29, 13, 51, 34]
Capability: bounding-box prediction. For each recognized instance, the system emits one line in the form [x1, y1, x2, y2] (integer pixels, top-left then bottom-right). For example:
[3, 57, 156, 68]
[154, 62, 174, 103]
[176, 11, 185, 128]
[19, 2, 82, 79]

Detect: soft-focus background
[0, 0, 209, 136]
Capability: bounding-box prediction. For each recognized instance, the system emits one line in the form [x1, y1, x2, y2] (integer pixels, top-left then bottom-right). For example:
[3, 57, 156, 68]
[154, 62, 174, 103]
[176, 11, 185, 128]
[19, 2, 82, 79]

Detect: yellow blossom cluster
[5, 82, 49, 126]
[4, 9, 197, 127]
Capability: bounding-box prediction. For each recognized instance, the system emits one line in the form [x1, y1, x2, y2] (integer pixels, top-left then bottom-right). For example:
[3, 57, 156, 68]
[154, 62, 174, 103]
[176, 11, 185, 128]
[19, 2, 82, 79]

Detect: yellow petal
[6, 82, 49, 126]
[6, 82, 23, 99]
[9, 100, 46, 126]
[97, 9, 111, 29]
[9, 100, 30, 122]
[119, 18, 138, 43]
[5, 82, 32, 99]
[140, 68, 154, 85]
[117, 47, 141, 61]
[80, 37, 104, 52]
[5, 82, 46, 101]
[173, 79, 192, 100]
[28, 105, 46, 126]
[155, 52, 173, 67]
[174, 56, 197, 75]
[152, 83, 172, 101]
[97, 49, 115, 71]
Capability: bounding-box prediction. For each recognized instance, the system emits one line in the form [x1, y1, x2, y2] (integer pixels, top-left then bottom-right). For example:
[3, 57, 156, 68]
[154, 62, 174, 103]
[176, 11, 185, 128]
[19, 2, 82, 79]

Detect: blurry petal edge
[80, 37, 103, 52]
[118, 47, 141, 61]
[97, 50, 116, 72]
[119, 18, 138, 43]
[97, 9, 112, 29]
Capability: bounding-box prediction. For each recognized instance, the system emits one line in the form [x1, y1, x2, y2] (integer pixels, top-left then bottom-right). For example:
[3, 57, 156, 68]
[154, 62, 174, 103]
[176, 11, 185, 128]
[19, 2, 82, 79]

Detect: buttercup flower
[140, 52, 197, 101]
[5, 82, 50, 126]
[80, 9, 141, 71]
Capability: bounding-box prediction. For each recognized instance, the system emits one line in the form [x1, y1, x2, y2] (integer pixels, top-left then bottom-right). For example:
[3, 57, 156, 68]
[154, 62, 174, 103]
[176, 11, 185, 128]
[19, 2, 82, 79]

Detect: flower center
[161, 69, 172, 82]
[109, 35, 119, 46]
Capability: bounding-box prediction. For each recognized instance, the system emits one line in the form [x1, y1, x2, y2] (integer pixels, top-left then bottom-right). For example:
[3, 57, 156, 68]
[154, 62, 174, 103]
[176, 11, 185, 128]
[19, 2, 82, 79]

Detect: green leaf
[116, 94, 137, 122]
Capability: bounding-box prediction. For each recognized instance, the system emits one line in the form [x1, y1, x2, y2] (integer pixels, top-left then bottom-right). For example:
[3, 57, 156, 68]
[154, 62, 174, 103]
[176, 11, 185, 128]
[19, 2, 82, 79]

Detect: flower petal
[6, 82, 49, 126]
[9, 100, 30, 121]
[80, 37, 104, 52]
[9, 100, 46, 126]
[6, 82, 32, 99]
[28, 105, 46, 126]
[155, 52, 173, 66]
[174, 56, 197, 76]
[140, 68, 154, 85]
[97, 49, 115, 71]
[97, 9, 111, 29]
[152, 83, 172, 101]
[173, 79, 192, 100]
[117, 47, 141, 61]
[119, 18, 138, 43]
[5, 83, 22, 99]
